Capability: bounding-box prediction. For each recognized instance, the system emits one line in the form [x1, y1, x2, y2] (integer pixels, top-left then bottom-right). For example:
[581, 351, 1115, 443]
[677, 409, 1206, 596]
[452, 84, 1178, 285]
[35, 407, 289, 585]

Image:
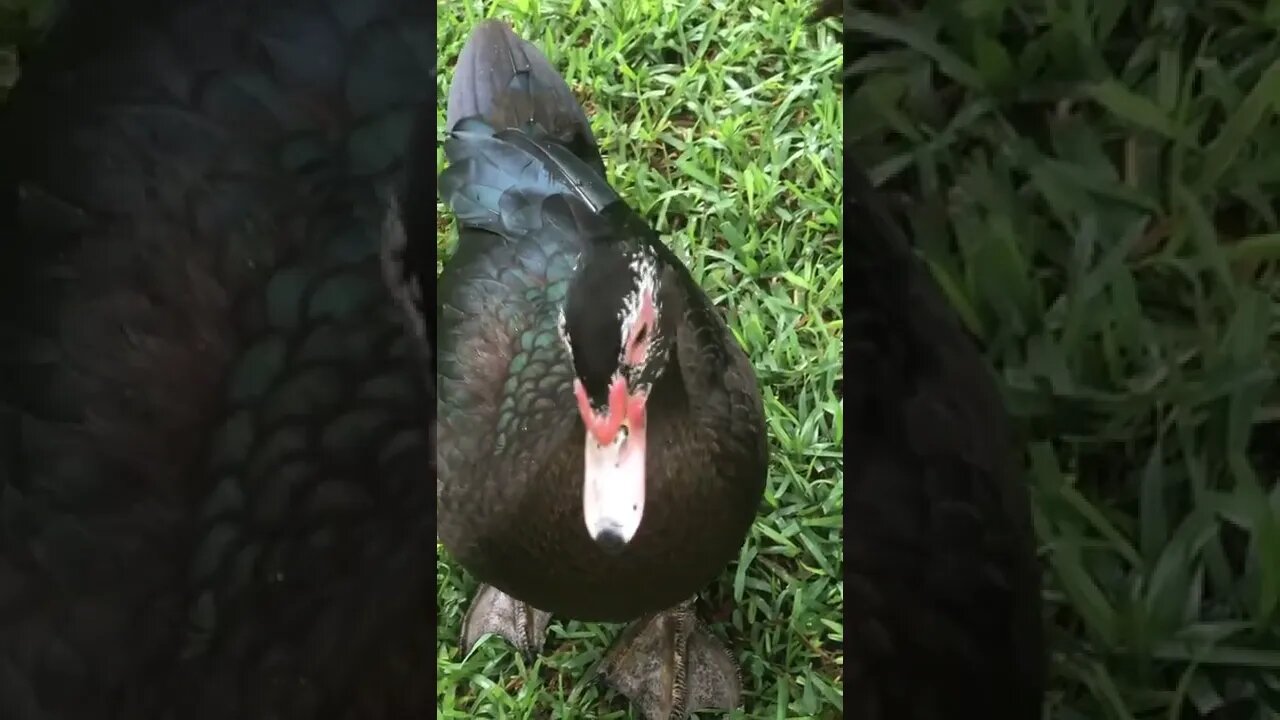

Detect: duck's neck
[646, 340, 689, 424]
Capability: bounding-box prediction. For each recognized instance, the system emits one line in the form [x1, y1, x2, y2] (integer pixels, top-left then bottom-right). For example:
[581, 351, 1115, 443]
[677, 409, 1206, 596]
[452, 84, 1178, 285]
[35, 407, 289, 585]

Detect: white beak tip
[582, 423, 646, 556]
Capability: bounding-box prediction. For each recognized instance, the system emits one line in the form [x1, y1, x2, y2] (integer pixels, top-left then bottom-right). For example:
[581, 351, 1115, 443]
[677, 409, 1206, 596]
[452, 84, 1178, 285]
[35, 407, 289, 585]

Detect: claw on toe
[461, 584, 553, 657]
[598, 600, 743, 720]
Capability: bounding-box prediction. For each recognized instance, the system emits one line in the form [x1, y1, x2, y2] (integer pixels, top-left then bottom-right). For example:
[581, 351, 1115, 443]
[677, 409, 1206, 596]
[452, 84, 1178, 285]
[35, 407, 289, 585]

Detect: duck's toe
[460, 584, 553, 657]
[598, 599, 742, 720]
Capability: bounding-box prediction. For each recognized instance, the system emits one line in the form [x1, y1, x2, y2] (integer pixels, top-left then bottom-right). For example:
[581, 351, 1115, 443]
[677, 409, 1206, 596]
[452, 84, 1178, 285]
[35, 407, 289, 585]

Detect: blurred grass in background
[852, 1, 1280, 718]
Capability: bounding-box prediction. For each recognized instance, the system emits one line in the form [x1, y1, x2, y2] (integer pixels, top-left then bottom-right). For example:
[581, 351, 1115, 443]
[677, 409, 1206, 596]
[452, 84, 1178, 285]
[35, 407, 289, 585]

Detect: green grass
[852, 1, 1280, 718]
[435, 1, 843, 718]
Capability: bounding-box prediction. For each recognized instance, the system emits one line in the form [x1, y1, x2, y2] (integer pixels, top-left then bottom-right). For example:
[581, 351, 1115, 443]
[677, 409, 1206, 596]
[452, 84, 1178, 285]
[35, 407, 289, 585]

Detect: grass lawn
[435, 0, 844, 718]
[852, 2, 1280, 719]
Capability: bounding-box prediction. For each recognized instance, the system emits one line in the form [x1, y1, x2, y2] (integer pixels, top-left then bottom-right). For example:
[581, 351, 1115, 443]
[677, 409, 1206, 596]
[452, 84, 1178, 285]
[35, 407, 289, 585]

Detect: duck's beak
[575, 376, 647, 554]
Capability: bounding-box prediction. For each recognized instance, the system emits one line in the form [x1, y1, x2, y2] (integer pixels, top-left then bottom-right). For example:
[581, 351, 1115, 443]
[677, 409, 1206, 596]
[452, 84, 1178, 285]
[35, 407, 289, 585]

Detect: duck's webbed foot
[461, 583, 553, 657]
[598, 598, 742, 720]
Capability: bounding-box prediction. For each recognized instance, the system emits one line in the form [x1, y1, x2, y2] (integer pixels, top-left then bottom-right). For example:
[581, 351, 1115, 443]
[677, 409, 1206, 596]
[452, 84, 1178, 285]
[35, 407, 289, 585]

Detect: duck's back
[435, 20, 607, 550]
[0, 1, 434, 718]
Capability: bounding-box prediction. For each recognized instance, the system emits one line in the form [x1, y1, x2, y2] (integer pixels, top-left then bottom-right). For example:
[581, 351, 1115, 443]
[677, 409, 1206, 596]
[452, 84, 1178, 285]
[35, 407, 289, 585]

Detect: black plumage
[824, 2, 1047, 718]
[0, 1, 434, 718]
[844, 162, 1046, 720]
[434, 20, 768, 720]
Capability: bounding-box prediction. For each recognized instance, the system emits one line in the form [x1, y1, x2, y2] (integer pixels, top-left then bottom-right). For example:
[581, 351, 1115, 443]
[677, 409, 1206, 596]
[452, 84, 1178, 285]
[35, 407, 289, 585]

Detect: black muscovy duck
[820, 2, 1047, 718]
[0, 1, 434, 718]
[434, 20, 768, 720]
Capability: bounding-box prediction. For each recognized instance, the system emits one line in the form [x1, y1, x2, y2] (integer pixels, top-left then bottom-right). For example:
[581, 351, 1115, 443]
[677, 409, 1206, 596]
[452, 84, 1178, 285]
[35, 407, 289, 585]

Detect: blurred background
[851, 2, 1280, 719]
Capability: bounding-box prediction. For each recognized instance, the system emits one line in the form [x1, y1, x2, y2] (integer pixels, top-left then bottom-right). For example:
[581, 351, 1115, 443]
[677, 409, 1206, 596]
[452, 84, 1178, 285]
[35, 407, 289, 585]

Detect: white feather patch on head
[618, 250, 661, 375]
[558, 253, 581, 356]
[557, 306, 571, 353]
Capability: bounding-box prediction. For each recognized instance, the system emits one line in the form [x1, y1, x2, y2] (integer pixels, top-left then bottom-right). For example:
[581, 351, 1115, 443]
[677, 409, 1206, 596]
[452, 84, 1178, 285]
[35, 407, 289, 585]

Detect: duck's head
[559, 242, 675, 554]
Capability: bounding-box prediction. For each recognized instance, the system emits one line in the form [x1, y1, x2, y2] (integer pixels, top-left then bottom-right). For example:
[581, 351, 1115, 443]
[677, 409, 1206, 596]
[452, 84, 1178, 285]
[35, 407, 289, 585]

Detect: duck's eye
[633, 325, 648, 347]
